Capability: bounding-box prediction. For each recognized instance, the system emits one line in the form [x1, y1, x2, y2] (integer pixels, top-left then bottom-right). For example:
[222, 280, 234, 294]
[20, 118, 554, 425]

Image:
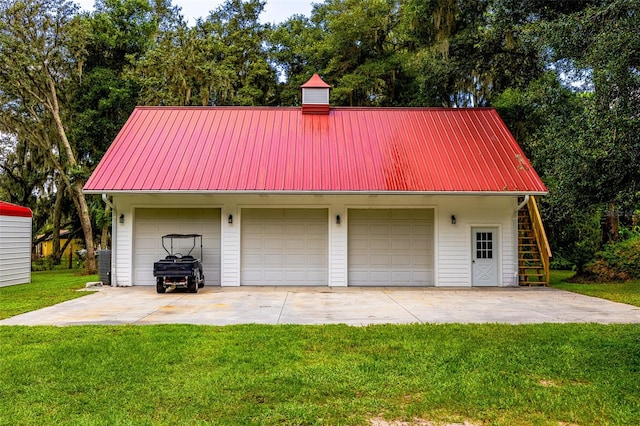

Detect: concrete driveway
[2, 286, 640, 326]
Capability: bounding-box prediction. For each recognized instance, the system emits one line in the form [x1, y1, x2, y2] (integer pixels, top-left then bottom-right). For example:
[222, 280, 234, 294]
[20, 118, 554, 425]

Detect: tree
[267, 15, 322, 105]
[398, 0, 549, 107]
[490, 0, 640, 267]
[132, 21, 236, 106]
[541, 0, 640, 211]
[0, 0, 98, 272]
[0, 135, 50, 208]
[269, 0, 410, 107]
[319, 0, 406, 106]
[132, 0, 275, 106]
[199, 0, 276, 105]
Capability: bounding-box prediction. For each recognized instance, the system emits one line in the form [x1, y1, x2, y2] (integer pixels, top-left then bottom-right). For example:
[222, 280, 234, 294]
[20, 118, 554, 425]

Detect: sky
[75, 0, 315, 24]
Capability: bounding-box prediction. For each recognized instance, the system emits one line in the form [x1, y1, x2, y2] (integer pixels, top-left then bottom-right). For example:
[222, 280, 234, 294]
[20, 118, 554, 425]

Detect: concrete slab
[2, 286, 640, 326]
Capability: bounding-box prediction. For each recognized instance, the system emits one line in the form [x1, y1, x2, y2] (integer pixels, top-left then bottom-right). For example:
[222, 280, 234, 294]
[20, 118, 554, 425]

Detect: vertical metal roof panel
[84, 106, 547, 194]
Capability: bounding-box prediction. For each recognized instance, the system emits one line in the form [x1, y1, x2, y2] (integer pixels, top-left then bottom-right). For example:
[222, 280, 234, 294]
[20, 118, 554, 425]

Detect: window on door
[476, 231, 493, 259]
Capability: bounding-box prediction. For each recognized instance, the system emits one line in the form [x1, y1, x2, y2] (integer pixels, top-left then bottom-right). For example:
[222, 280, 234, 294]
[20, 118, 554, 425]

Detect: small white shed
[0, 201, 32, 287]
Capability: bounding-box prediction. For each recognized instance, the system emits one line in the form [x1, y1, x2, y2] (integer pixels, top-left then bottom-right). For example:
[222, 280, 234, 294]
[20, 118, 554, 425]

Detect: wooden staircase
[518, 196, 551, 286]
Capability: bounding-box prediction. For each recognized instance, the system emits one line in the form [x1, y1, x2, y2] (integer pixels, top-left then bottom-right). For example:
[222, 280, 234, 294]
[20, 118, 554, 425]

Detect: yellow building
[35, 230, 83, 258]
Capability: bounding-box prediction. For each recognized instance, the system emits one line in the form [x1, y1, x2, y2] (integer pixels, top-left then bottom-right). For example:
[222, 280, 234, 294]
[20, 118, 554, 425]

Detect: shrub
[580, 236, 640, 282]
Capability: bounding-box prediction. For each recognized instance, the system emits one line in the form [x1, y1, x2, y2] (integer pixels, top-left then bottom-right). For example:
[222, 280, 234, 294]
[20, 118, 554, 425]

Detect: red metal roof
[301, 73, 332, 88]
[84, 106, 547, 194]
[0, 201, 32, 217]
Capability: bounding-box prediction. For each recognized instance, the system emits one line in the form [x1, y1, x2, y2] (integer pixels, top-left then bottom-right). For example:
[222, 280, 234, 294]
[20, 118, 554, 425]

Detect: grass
[1, 270, 639, 424]
[1, 323, 639, 425]
[550, 270, 640, 307]
[0, 269, 98, 320]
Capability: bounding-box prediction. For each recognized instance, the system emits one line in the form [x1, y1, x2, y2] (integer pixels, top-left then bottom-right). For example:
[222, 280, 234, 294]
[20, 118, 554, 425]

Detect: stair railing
[527, 196, 552, 285]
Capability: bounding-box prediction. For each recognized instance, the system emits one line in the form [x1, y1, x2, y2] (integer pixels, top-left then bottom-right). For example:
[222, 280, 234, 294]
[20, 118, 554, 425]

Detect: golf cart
[153, 234, 205, 293]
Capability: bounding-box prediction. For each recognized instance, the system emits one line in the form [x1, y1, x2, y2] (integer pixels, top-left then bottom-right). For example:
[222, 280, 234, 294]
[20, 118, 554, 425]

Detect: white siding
[330, 209, 348, 287]
[0, 215, 32, 287]
[435, 196, 516, 287]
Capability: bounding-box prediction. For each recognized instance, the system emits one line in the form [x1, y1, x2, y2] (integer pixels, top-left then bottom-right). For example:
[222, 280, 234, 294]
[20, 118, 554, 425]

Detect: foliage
[0, 0, 98, 272]
[1, 0, 639, 271]
[540, 0, 640, 210]
[579, 236, 640, 282]
[0, 269, 96, 320]
[131, 0, 275, 106]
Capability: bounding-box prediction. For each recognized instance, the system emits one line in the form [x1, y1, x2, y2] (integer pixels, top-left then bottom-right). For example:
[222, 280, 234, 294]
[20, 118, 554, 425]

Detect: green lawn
[550, 270, 640, 307]
[0, 270, 98, 320]
[1, 323, 639, 425]
[1, 270, 639, 424]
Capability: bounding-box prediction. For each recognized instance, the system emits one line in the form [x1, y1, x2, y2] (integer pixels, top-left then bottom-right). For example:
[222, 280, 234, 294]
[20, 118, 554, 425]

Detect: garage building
[84, 75, 549, 287]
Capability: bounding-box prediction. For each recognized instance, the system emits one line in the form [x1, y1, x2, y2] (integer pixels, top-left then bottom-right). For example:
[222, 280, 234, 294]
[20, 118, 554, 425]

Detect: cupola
[301, 73, 331, 115]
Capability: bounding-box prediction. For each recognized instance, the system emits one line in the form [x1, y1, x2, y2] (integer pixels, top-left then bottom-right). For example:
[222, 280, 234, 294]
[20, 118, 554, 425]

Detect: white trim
[110, 205, 117, 285]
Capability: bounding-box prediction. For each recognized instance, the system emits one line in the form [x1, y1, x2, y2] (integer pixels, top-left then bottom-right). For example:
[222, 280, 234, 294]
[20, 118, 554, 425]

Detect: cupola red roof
[300, 73, 331, 88]
[84, 106, 547, 195]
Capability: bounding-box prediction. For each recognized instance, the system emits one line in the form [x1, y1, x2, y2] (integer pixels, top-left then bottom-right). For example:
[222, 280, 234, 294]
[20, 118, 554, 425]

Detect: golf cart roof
[162, 234, 202, 238]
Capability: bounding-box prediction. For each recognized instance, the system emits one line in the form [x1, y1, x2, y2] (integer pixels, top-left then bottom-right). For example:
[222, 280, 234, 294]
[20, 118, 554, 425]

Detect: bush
[31, 256, 81, 272]
[549, 255, 576, 271]
[578, 236, 640, 282]
[31, 256, 56, 271]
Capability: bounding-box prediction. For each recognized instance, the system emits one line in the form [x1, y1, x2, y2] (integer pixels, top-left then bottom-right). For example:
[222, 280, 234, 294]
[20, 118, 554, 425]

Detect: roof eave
[85, 189, 548, 196]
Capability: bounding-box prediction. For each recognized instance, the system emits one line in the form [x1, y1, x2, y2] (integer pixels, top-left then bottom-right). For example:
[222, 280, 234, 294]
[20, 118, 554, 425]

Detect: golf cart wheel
[156, 278, 166, 294]
[198, 273, 205, 288]
[187, 277, 198, 293]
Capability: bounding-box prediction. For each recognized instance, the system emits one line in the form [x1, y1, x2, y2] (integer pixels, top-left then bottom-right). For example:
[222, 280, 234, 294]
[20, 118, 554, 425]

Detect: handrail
[527, 196, 552, 285]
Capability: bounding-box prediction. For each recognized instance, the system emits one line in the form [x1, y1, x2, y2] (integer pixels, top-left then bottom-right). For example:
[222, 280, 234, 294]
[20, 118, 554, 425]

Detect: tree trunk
[72, 180, 96, 274]
[48, 78, 97, 274]
[51, 180, 65, 264]
[604, 203, 619, 243]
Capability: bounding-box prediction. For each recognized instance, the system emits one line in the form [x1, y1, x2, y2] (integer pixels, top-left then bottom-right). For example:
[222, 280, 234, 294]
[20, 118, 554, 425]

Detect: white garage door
[241, 208, 328, 286]
[134, 208, 220, 286]
[348, 209, 434, 286]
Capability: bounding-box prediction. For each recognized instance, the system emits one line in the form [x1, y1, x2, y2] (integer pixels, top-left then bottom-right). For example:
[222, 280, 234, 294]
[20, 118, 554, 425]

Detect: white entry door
[471, 227, 499, 286]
